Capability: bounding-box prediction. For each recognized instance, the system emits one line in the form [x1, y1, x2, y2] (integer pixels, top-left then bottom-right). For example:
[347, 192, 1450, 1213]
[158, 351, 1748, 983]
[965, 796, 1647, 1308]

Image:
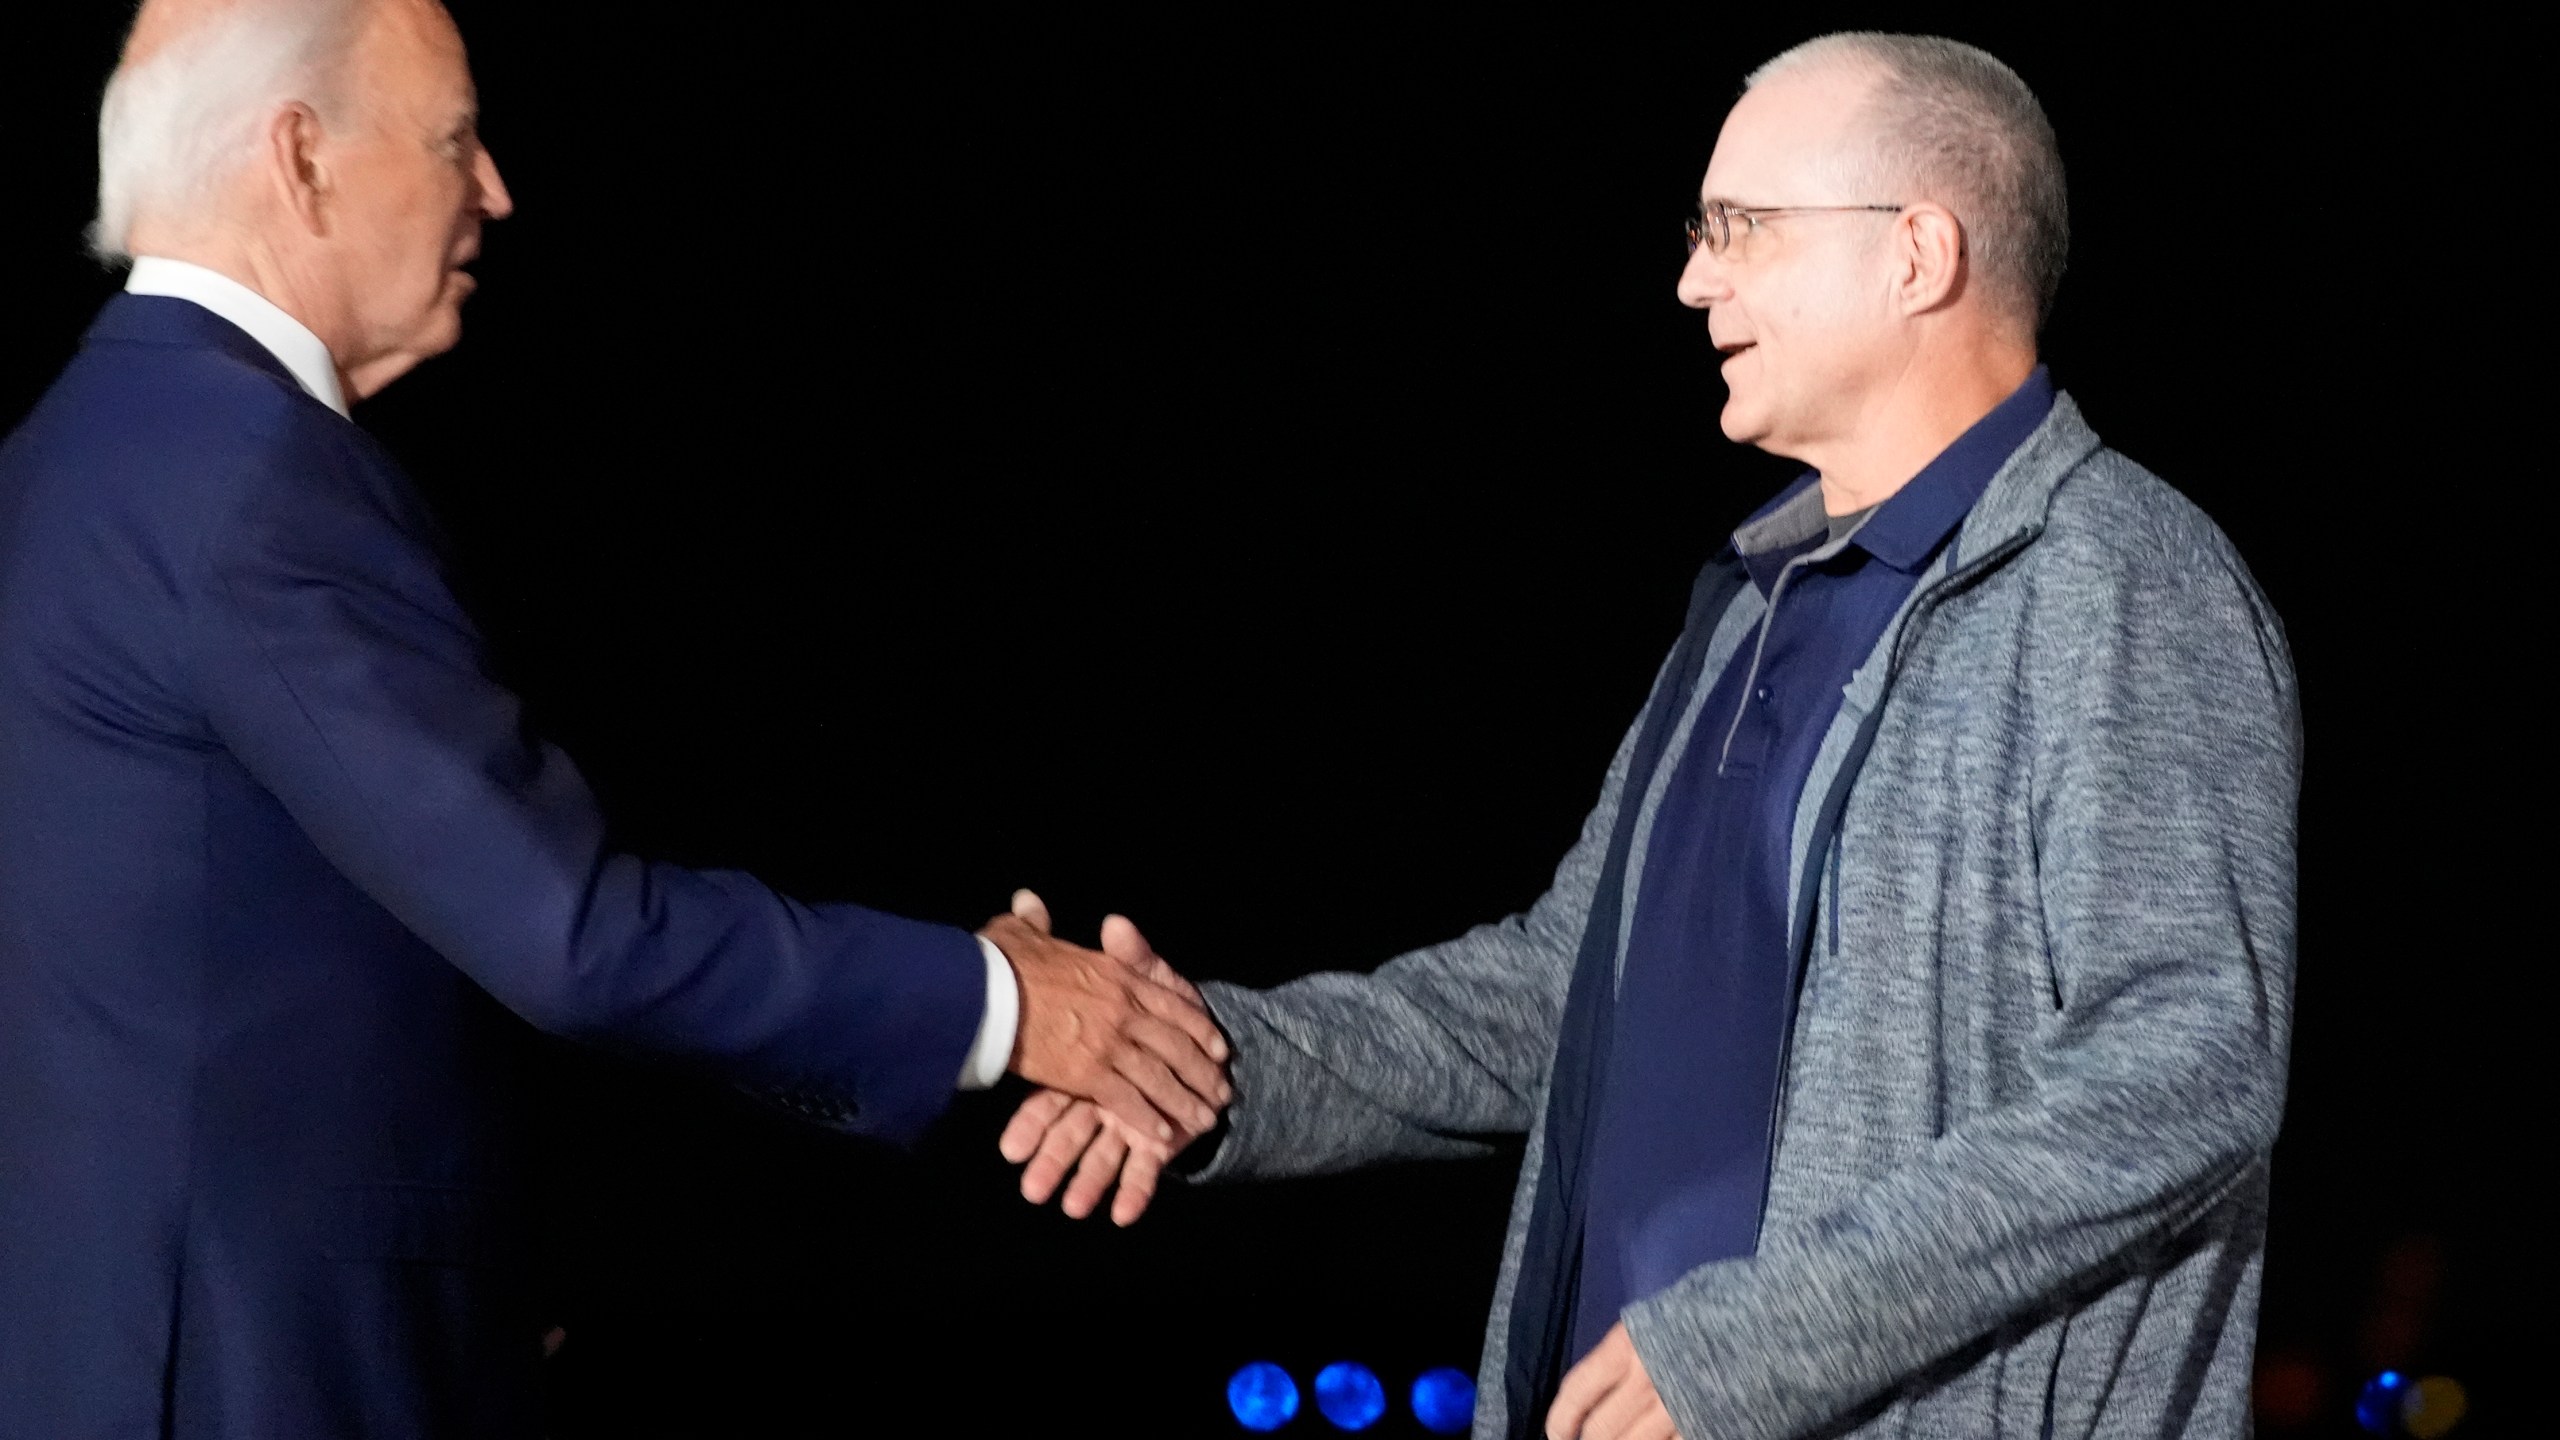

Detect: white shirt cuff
[959, 936, 1020, 1090]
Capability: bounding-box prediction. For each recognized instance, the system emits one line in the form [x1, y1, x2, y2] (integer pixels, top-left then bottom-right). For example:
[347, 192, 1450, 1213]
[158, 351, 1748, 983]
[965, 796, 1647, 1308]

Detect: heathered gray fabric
[1191, 394, 2300, 1440]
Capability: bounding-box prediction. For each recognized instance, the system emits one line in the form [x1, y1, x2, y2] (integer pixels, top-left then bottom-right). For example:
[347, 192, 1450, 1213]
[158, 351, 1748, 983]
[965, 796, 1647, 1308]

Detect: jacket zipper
[1752, 524, 2044, 1242]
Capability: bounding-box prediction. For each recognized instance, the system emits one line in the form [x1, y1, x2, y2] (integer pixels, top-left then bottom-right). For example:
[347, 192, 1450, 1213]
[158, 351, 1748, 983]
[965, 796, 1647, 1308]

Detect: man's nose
[474, 145, 516, 221]
[1676, 244, 1730, 309]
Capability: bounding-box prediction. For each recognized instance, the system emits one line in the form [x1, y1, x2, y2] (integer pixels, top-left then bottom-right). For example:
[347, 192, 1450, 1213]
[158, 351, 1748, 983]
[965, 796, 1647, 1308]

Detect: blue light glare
[1411, 1368, 1478, 1435]
[1314, 1362, 1387, 1431]
[2354, 1370, 2410, 1435]
[1229, 1363, 1300, 1432]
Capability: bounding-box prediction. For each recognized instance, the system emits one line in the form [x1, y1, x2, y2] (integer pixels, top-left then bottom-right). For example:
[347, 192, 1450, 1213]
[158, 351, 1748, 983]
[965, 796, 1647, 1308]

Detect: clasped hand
[987, 890, 1224, 1226]
[980, 890, 1229, 1221]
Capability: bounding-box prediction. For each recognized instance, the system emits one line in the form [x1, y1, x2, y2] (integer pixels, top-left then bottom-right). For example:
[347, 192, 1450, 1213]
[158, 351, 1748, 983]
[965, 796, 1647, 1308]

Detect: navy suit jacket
[0, 296, 987, 1438]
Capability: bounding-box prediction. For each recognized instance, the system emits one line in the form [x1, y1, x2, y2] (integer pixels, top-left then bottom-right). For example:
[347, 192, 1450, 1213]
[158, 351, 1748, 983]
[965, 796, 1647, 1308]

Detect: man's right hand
[979, 905, 1229, 1145]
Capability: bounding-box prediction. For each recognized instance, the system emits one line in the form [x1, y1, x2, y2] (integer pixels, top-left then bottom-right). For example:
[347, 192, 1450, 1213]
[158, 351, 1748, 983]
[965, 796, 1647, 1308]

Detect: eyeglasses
[1685, 201, 1905, 257]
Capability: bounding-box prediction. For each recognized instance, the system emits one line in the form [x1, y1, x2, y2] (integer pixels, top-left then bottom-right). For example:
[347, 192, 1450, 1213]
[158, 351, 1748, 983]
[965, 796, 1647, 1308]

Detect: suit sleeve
[1623, 512, 2301, 1440]
[1187, 703, 1646, 1182]
[186, 427, 984, 1145]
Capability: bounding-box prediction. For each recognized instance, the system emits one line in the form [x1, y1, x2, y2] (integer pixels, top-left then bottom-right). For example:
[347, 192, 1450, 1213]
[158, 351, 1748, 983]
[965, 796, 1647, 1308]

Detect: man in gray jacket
[1005, 32, 2299, 1440]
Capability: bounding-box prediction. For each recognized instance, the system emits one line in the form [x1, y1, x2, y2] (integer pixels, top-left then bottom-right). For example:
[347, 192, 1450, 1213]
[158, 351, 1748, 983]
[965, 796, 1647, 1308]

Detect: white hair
[1749, 33, 2070, 331]
[91, 0, 372, 264]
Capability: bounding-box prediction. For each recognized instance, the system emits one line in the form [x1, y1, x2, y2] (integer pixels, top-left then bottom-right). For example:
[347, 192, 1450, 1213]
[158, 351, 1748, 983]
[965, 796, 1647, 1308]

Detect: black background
[1, 6, 2522, 1436]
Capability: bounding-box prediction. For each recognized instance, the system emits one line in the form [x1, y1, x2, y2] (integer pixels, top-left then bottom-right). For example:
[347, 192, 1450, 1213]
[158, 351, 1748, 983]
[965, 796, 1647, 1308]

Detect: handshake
[978, 889, 1226, 1225]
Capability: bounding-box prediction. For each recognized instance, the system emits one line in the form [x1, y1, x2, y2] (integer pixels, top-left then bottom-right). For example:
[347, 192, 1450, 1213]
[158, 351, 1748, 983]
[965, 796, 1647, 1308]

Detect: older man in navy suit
[0, 1, 1232, 1434]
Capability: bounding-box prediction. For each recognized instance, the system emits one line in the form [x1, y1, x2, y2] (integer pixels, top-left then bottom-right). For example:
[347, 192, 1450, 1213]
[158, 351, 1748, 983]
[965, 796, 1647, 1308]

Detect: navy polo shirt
[1567, 368, 2057, 1359]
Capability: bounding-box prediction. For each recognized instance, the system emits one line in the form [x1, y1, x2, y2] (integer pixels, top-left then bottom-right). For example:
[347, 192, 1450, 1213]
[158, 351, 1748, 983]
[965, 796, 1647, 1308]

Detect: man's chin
[346, 315, 466, 402]
[1718, 396, 1767, 447]
[417, 305, 467, 358]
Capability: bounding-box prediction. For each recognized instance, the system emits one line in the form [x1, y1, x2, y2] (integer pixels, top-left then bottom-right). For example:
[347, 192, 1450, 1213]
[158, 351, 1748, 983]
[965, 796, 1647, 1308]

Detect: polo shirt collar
[1850, 366, 2055, 573]
[1727, 366, 2056, 585]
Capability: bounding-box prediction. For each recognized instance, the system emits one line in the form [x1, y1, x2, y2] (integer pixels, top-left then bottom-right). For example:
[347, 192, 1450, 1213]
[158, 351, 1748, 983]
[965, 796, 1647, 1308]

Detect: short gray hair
[1750, 33, 2069, 331]
[91, 0, 372, 264]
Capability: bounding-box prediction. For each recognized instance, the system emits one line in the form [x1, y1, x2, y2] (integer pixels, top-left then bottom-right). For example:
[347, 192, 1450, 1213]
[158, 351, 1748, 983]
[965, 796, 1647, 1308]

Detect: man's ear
[264, 102, 334, 239]
[1895, 201, 1966, 316]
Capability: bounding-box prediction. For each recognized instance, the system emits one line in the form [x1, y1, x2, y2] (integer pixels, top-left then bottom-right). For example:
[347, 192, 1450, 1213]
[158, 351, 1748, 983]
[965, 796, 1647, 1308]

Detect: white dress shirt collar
[125, 257, 349, 418]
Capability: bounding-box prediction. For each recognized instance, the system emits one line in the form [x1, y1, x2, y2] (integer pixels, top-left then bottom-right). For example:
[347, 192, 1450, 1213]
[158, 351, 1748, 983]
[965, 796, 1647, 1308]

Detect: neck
[1804, 333, 2038, 515]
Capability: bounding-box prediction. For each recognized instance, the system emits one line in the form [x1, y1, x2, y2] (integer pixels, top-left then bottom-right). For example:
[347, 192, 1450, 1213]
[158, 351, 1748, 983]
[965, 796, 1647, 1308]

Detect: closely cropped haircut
[91, 0, 372, 264]
[1751, 33, 2070, 332]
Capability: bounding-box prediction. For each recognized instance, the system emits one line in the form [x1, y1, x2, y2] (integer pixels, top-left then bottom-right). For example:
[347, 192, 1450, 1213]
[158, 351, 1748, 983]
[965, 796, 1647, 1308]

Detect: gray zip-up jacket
[1192, 395, 2300, 1439]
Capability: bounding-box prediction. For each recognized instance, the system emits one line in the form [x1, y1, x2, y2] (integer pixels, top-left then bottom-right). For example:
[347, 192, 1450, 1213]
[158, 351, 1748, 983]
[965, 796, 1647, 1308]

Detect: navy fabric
[0, 296, 987, 1439]
[1500, 558, 1756, 1432]
[1564, 370, 2057, 1363]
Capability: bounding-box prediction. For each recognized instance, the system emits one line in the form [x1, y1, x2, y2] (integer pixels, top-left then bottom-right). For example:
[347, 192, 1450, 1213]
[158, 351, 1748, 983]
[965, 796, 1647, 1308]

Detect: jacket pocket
[1826, 828, 1844, 957]
[321, 1182, 518, 1268]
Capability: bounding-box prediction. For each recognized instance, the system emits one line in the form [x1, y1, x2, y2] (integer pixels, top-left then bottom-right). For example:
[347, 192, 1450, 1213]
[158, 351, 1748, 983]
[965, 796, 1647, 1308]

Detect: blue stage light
[1314, 1362, 1386, 1431]
[2355, 1370, 2410, 1435]
[1411, 1368, 1477, 1435]
[1229, 1362, 1301, 1432]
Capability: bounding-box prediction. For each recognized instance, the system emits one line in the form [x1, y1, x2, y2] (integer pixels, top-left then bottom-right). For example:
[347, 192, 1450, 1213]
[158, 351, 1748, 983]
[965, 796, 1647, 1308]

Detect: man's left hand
[1545, 1323, 1679, 1440]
